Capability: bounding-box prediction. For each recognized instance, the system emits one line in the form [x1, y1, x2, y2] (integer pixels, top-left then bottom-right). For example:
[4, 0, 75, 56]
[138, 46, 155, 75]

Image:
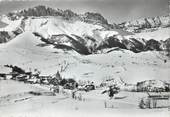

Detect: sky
[0, 0, 169, 23]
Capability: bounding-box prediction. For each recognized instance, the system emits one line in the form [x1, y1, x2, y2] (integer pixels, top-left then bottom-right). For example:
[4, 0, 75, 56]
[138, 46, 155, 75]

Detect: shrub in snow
[139, 97, 152, 109]
[139, 98, 146, 109]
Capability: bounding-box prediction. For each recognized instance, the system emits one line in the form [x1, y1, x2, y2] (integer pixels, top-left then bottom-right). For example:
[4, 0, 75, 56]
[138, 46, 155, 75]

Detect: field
[0, 80, 170, 117]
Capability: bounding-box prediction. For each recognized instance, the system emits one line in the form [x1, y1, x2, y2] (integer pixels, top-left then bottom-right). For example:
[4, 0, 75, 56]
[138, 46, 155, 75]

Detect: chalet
[0, 74, 13, 80]
[15, 74, 29, 81]
[39, 75, 52, 84]
[0, 66, 13, 80]
[140, 92, 170, 109]
[0, 73, 6, 80]
[27, 78, 38, 84]
[165, 82, 170, 92]
[137, 80, 166, 92]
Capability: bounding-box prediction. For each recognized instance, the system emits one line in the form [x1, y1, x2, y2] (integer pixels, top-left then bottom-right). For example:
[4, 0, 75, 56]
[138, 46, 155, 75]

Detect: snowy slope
[23, 17, 154, 54]
[70, 50, 170, 84]
[22, 17, 170, 54]
[119, 15, 170, 33]
[24, 17, 102, 38]
[126, 27, 170, 41]
[0, 32, 79, 74]
[0, 31, 170, 85]
[24, 17, 128, 42]
[0, 80, 169, 117]
[0, 15, 22, 32]
[0, 15, 23, 43]
[0, 21, 7, 28]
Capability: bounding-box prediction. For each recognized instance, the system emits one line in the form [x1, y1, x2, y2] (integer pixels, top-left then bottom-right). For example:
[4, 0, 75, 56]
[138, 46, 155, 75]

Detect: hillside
[126, 27, 170, 41]
[0, 5, 170, 86]
[0, 31, 170, 86]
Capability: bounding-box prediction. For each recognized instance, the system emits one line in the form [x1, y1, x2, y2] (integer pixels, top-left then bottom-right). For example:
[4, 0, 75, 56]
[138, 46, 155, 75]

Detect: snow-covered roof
[0, 66, 12, 74]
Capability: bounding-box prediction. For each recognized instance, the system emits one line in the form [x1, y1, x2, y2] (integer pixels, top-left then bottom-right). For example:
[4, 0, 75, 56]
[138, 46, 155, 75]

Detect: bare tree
[60, 61, 69, 73]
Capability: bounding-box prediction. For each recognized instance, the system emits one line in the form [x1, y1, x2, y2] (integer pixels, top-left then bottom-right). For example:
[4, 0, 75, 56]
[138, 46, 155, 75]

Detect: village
[0, 65, 95, 92]
[0, 64, 170, 110]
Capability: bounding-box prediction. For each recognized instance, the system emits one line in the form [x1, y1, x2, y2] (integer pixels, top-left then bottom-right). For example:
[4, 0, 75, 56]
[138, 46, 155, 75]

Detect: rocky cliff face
[0, 28, 23, 43]
[0, 31, 11, 43]
[6, 5, 114, 29]
[119, 15, 170, 33]
[33, 31, 166, 55]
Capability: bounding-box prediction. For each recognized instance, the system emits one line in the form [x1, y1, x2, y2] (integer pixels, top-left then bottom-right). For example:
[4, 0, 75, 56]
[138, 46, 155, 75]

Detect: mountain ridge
[6, 5, 115, 29]
[118, 15, 170, 33]
[0, 5, 170, 55]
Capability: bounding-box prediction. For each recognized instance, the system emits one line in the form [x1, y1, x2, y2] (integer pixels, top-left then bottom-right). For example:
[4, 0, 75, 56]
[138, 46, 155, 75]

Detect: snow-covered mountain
[6, 5, 114, 29]
[0, 15, 23, 43]
[0, 5, 170, 87]
[0, 5, 170, 54]
[119, 15, 170, 33]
